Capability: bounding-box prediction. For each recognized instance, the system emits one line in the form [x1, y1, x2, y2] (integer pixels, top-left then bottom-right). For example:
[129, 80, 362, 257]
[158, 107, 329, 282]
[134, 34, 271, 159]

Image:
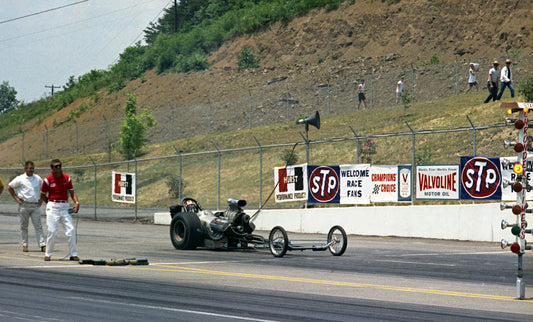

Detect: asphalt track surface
[1, 211, 532, 321]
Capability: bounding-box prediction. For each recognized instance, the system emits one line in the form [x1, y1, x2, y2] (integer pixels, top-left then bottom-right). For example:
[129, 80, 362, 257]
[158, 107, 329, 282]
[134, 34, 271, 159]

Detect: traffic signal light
[500, 102, 533, 300]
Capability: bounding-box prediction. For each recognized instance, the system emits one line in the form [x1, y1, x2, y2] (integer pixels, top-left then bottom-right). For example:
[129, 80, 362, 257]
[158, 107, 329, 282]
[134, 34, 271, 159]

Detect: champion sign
[460, 157, 501, 200]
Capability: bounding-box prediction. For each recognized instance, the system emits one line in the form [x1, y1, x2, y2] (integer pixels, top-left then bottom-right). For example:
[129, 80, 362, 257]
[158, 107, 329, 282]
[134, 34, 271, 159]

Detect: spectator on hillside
[0, 176, 4, 195]
[395, 76, 404, 105]
[483, 61, 500, 103]
[357, 79, 367, 109]
[497, 59, 514, 100]
[465, 63, 479, 93]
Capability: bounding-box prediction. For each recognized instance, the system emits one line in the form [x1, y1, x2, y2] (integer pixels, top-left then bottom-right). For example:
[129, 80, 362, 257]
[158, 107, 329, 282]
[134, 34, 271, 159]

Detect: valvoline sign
[308, 165, 340, 203]
[460, 156, 501, 200]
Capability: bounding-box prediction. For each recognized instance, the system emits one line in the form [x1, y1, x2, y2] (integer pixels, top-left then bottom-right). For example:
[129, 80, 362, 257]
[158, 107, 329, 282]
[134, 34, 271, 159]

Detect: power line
[0, 0, 89, 25]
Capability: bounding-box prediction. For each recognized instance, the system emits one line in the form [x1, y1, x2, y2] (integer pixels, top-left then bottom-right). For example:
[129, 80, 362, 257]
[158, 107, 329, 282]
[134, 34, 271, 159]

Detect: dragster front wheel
[269, 226, 288, 257]
[327, 225, 347, 256]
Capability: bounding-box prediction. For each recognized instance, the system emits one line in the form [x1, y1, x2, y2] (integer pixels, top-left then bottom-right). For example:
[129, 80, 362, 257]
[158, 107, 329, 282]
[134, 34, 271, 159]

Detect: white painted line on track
[153, 259, 272, 265]
[69, 297, 277, 322]
[376, 259, 456, 267]
[382, 251, 508, 257]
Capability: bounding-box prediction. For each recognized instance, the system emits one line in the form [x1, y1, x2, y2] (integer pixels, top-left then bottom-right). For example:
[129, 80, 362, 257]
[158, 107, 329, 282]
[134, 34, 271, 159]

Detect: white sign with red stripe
[112, 171, 136, 203]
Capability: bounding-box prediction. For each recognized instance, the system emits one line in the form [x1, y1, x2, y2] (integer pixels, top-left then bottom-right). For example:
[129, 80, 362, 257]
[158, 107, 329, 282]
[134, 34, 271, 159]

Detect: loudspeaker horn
[298, 111, 320, 131]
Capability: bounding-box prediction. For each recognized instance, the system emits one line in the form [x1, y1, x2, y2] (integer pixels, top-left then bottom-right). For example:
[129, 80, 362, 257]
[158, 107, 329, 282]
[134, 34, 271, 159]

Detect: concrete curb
[155, 202, 533, 243]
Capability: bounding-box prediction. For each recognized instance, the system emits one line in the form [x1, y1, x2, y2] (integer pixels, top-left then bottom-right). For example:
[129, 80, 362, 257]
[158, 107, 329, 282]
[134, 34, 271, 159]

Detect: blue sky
[0, 0, 170, 102]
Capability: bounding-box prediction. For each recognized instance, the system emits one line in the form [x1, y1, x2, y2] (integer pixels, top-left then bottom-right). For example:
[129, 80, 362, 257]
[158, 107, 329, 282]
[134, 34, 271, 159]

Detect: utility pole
[45, 84, 61, 96]
[173, 0, 178, 33]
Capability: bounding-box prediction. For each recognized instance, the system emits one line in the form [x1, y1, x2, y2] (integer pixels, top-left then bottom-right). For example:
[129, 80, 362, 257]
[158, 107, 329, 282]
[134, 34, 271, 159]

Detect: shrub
[166, 174, 188, 199]
[281, 149, 299, 166]
[360, 139, 377, 164]
[429, 53, 439, 65]
[415, 145, 434, 164]
[237, 47, 260, 69]
[518, 77, 533, 102]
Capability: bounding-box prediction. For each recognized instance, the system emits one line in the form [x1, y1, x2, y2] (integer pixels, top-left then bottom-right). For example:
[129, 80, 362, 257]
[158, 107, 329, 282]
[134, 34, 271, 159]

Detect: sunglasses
[52, 164, 62, 169]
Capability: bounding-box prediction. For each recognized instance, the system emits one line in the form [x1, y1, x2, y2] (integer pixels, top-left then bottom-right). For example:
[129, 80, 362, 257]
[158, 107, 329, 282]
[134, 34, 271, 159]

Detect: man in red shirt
[41, 159, 80, 261]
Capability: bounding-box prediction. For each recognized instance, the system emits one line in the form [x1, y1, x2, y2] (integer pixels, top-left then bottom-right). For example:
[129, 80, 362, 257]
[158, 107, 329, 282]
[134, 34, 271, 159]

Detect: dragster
[169, 198, 347, 257]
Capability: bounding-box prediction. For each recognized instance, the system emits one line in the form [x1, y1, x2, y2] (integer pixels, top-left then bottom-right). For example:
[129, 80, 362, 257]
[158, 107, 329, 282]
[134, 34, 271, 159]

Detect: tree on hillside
[0, 81, 19, 114]
[118, 94, 157, 159]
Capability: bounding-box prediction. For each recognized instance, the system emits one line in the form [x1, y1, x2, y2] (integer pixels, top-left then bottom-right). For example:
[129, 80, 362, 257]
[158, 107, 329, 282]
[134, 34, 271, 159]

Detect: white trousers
[19, 204, 45, 247]
[45, 202, 78, 257]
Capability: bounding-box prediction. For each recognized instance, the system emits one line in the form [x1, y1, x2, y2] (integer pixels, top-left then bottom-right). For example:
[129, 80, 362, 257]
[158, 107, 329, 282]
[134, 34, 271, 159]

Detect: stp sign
[308, 165, 340, 203]
[460, 156, 502, 200]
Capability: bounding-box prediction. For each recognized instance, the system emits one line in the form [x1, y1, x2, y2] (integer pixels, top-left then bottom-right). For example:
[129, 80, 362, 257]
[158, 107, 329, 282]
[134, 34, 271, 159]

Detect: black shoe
[70, 256, 80, 261]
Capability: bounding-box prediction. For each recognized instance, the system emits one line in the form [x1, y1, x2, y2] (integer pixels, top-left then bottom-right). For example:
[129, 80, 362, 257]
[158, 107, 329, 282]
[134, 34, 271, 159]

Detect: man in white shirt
[483, 61, 500, 103]
[396, 76, 404, 105]
[497, 59, 514, 100]
[8, 161, 46, 253]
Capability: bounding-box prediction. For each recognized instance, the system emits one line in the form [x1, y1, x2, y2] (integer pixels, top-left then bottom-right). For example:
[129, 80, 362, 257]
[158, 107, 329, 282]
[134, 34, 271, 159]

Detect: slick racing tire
[170, 212, 203, 250]
[327, 225, 347, 256]
[269, 226, 288, 258]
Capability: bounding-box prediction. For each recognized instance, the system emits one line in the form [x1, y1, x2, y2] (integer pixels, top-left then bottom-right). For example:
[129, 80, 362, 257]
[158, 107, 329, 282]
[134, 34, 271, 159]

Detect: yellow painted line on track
[2, 254, 531, 303]
[134, 264, 533, 303]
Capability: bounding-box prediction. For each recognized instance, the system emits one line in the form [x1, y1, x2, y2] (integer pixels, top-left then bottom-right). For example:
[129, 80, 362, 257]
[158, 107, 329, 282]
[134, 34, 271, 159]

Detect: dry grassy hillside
[2, 0, 533, 165]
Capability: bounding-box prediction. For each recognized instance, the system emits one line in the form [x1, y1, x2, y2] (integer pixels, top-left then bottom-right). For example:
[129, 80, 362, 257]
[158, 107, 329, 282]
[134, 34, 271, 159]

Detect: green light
[511, 225, 521, 236]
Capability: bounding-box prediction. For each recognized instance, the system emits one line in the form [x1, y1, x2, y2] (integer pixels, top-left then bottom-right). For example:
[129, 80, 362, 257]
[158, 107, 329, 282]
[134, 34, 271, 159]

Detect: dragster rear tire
[327, 225, 347, 256]
[170, 212, 203, 250]
[269, 226, 288, 258]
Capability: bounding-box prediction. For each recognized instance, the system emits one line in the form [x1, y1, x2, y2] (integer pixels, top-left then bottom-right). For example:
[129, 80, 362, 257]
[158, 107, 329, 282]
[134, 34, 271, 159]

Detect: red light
[515, 119, 525, 129]
[513, 182, 523, 192]
[514, 143, 525, 152]
[510, 243, 521, 254]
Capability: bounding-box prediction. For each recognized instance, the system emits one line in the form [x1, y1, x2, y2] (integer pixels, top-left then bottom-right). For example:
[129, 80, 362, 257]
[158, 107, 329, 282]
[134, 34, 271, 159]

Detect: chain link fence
[0, 120, 510, 219]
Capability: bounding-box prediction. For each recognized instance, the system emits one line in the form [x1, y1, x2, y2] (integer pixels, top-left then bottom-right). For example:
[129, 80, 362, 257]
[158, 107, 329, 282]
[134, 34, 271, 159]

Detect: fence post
[349, 126, 360, 163]
[45, 125, 49, 159]
[253, 136, 263, 208]
[171, 105, 174, 139]
[249, 90, 252, 128]
[411, 64, 415, 103]
[405, 121, 415, 205]
[370, 71, 374, 109]
[133, 156, 138, 221]
[89, 156, 97, 220]
[327, 80, 330, 115]
[173, 146, 183, 202]
[20, 128, 24, 163]
[75, 121, 79, 154]
[299, 132, 309, 164]
[208, 98, 212, 135]
[466, 115, 476, 156]
[211, 141, 221, 210]
[286, 85, 290, 120]
[455, 59, 459, 95]
[103, 116, 108, 151]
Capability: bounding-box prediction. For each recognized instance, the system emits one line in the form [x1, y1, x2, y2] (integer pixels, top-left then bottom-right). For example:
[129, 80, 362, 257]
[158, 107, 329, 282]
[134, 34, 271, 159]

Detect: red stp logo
[461, 157, 500, 198]
[309, 166, 339, 202]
